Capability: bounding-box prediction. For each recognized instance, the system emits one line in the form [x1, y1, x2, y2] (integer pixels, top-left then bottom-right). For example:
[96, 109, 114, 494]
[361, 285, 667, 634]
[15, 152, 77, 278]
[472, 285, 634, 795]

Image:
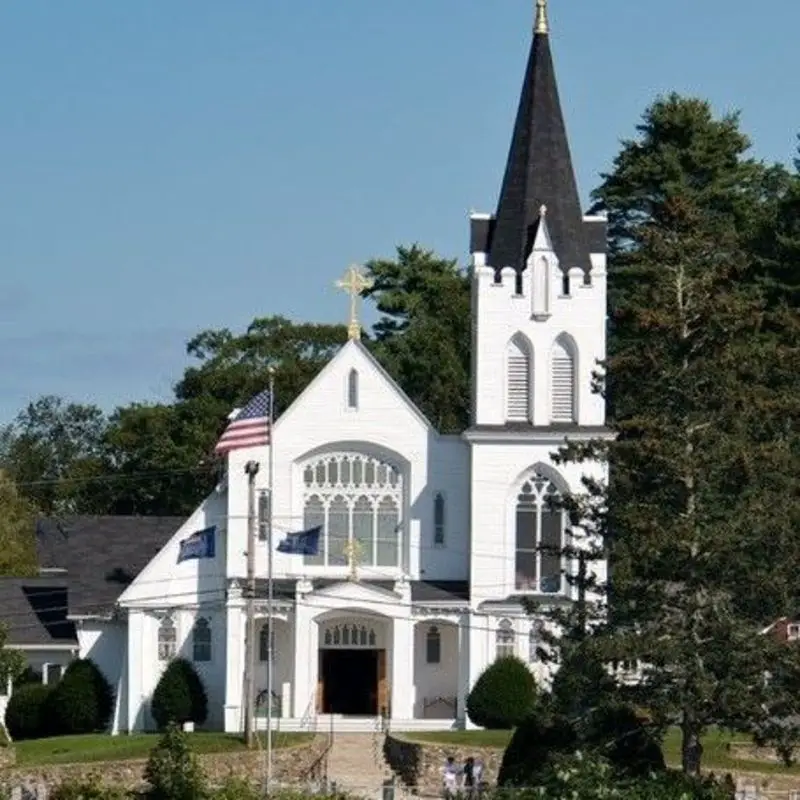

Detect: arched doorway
[317, 616, 389, 716]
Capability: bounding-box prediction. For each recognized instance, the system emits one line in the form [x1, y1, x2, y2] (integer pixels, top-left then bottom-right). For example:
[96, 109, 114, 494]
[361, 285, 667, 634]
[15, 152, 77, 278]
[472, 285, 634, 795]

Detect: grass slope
[13, 732, 312, 766]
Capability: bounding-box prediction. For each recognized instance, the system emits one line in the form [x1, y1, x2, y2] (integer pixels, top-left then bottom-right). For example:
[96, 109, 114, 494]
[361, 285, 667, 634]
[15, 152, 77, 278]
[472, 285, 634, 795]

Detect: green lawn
[403, 728, 800, 775]
[12, 731, 313, 767]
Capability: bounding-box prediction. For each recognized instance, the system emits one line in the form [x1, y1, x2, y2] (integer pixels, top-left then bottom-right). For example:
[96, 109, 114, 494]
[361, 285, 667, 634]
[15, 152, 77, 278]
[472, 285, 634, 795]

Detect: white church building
[1, 2, 608, 733]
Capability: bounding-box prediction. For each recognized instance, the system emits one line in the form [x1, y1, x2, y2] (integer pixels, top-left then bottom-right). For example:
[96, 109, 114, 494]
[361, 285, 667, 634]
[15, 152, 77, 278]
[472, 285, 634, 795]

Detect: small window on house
[259, 623, 275, 662]
[192, 617, 212, 662]
[433, 493, 445, 546]
[347, 369, 359, 409]
[158, 616, 177, 661]
[43, 663, 65, 685]
[561, 272, 571, 296]
[788, 624, 800, 641]
[426, 626, 442, 664]
[496, 619, 515, 659]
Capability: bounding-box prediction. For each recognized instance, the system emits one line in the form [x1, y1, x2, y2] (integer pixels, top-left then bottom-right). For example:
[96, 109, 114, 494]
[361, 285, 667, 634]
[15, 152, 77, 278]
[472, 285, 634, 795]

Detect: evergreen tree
[555, 94, 800, 775]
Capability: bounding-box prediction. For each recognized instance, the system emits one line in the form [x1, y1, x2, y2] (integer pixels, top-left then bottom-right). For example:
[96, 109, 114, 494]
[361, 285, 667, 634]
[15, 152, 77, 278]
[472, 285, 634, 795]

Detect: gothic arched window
[550, 335, 576, 422]
[496, 619, 515, 659]
[426, 626, 442, 664]
[433, 492, 445, 546]
[300, 453, 403, 567]
[515, 469, 565, 593]
[347, 369, 359, 409]
[192, 617, 212, 663]
[158, 616, 177, 662]
[528, 620, 544, 663]
[506, 335, 532, 423]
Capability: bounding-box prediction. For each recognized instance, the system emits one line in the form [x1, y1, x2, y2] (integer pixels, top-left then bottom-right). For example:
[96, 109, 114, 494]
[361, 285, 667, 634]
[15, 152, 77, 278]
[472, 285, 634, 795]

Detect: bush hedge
[48, 659, 115, 735]
[151, 658, 208, 730]
[466, 656, 537, 729]
[5, 683, 53, 740]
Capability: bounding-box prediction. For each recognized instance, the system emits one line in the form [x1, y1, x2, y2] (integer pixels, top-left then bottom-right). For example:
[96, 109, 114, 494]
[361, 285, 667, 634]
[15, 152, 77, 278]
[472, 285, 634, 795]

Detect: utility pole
[265, 366, 276, 795]
[243, 459, 260, 748]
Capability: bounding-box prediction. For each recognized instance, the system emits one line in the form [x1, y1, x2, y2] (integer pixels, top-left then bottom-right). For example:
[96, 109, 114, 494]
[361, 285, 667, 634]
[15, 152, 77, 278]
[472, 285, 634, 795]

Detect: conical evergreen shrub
[466, 655, 537, 729]
[151, 658, 208, 730]
[49, 658, 115, 734]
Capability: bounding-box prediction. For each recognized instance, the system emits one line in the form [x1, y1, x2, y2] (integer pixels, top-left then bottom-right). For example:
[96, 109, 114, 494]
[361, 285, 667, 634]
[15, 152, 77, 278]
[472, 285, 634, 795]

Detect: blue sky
[1, 0, 798, 424]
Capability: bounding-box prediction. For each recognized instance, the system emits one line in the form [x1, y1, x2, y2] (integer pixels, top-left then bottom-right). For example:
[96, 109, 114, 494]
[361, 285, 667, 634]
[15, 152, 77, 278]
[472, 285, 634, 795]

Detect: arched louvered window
[192, 617, 212, 662]
[550, 336, 576, 422]
[347, 369, 358, 409]
[506, 336, 531, 422]
[496, 619, 515, 659]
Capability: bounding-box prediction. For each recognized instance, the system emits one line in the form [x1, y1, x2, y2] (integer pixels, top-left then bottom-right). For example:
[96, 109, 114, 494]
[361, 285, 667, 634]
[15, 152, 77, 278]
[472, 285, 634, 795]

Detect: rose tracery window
[515, 469, 566, 593]
[301, 453, 403, 567]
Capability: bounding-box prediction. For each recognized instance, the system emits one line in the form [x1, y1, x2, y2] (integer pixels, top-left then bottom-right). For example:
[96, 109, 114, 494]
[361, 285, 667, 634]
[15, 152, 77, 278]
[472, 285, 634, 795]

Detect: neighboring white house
[0, 6, 609, 734]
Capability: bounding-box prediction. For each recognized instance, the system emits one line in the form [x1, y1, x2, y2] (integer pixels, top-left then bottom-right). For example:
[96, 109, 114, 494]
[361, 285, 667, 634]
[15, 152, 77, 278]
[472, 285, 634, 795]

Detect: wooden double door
[317, 648, 388, 716]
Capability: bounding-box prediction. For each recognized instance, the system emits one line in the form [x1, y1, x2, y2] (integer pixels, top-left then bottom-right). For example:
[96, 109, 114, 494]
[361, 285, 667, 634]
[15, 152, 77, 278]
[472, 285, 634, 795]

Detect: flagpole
[266, 366, 276, 795]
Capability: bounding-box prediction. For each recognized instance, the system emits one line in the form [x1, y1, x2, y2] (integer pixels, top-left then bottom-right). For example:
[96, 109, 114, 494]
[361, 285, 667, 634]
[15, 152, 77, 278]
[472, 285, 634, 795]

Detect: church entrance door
[319, 649, 382, 715]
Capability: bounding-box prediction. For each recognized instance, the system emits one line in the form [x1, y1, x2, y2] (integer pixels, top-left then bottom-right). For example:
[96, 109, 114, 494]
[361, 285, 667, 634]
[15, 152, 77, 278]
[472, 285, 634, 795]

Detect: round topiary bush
[466, 655, 538, 729]
[151, 658, 208, 730]
[48, 659, 114, 735]
[5, 683, 53, 740]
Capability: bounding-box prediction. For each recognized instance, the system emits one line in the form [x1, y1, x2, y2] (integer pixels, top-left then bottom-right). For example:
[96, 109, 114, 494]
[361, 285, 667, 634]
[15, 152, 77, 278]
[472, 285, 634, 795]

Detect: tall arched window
[433, 492, 445, 546]
[301, 453, 403, 567]
[528, 620, 544, 663]
[158, 616, 177, 662]
[259, 623, 275, 662]
[515, 468, 566, 593]
[192, 617, 212, 663]
[347, 369, 359, 409]
[506, 335, 532, 422]
[496, 619, 515, 659]
[426, 626, 442, 664]
[550, 336, 576, 422]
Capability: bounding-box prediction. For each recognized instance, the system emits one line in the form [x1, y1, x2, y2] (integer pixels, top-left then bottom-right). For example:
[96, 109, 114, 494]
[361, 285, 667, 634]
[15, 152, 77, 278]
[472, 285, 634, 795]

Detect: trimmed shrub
[5, 683, 53, 740]
[48, 659, 115, 735]
[466, 655, 537, 729]
[151, 658, 208, 730]
[144, 722, 206, 800]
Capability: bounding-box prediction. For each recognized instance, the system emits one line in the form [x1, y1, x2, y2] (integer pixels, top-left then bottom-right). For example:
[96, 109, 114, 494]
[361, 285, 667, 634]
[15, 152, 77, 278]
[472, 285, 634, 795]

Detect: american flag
[214, 389, 272, 455]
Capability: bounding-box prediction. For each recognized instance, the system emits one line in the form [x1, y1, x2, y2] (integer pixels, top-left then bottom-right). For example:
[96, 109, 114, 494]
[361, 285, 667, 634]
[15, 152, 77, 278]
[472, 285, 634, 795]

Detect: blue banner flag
[177, 526, 216, 563]
[277, 526, 322, 556]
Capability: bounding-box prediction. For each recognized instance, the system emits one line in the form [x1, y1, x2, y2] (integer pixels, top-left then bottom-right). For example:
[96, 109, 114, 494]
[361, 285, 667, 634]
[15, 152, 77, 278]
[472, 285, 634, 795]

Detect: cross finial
[335, 264, 374, 341]
[535, 0, 549, 35]
[342, 539, 364, 581]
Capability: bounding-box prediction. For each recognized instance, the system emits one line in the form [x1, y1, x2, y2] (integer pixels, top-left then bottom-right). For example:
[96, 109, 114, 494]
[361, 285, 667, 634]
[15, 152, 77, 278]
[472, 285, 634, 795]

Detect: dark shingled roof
[480, 25, 594, 277]
[0, 516, 185, 646]
[253, 578, 469, 604]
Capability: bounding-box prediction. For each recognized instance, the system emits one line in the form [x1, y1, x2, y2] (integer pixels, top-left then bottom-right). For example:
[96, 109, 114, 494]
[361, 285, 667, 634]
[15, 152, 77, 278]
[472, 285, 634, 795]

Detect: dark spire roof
[487, 7, 591, 277]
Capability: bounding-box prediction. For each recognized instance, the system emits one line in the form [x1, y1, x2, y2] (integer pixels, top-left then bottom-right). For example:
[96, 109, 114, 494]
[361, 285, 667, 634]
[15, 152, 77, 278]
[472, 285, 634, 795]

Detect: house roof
[0, 578, 76, 646]
[475, 16, 597, 278]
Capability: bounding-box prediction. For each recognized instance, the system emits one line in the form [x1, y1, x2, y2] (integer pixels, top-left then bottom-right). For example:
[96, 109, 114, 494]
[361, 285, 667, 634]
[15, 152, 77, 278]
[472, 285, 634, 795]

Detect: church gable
[310, 579, 400, 604]
[117, 492, 227, 609]
[275, 338, 434, 440]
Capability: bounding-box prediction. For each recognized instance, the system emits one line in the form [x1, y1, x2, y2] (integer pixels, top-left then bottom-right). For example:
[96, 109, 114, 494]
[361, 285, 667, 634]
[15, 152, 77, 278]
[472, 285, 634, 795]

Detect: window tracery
[158, 616, 177, 662]
[322, 623, 377, 648]
[192, 617, 212, 662]
[496, 619, 515, 659]
[301, 453, 403, 567]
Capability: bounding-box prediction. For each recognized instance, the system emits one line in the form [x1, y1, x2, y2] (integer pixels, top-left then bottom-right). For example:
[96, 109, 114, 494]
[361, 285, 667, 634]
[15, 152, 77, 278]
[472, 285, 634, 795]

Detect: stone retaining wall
[2, 735, 327, 793]
[384, 734, 503, 795]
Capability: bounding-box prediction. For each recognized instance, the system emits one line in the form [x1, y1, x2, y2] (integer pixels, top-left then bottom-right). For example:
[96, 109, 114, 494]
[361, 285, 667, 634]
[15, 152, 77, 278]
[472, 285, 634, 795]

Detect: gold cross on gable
[341, 538, 364, 582]
[335, 264, 373, 341]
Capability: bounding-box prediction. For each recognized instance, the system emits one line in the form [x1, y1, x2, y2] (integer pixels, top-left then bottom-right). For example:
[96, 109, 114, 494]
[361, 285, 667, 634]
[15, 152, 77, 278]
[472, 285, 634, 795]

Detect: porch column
[126, 610, 144, 732]
[223, 586, 245, 733]
[456, 612, 470, 724]
[390, 616, 414, 720]
[293, 603, 316, 719]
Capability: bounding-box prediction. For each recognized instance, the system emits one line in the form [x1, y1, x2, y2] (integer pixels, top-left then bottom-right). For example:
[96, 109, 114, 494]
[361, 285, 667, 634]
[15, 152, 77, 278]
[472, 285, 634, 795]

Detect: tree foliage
[466, 656, 538, 729]
[0, 471, 37, 577]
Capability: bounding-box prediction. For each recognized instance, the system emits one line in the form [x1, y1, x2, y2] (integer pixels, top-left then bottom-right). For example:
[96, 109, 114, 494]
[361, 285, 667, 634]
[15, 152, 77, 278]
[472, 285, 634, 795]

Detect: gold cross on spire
[535, 0, 549, 35]
[335, 264, 374, 341]
[342, 539, 364, 581]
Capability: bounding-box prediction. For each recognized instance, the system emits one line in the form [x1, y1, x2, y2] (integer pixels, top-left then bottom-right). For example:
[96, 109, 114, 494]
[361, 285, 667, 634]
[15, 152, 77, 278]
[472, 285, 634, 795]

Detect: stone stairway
[326, 732, 394, 799]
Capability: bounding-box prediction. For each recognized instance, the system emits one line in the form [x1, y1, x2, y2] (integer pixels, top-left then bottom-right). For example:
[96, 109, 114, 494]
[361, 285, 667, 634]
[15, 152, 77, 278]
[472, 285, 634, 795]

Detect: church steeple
[486, 0, 591, 279]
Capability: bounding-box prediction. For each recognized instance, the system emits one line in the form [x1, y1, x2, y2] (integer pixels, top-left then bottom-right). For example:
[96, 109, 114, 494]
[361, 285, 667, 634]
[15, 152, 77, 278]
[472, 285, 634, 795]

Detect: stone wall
[2, 735, 328, 793]
[384, 734, 503, 795]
